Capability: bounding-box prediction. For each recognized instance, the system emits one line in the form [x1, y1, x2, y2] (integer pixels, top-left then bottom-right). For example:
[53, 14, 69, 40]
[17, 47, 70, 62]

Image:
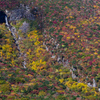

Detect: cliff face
[5, 4, 35, 22]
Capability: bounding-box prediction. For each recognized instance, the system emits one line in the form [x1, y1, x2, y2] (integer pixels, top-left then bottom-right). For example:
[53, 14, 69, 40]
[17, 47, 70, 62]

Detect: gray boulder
[19, 21, 30, 33]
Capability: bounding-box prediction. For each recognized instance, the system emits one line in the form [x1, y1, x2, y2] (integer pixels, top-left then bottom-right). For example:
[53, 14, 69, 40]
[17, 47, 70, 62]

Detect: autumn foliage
[0, 0, 100, 99]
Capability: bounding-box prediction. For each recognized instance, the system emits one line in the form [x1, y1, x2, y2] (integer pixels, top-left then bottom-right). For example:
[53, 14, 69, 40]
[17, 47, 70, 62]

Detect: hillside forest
[0, 0, 100, 100]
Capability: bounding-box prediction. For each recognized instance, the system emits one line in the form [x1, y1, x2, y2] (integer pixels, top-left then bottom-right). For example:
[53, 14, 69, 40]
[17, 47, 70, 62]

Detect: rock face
[19, 21, 30, 33]
[5, 4, 35, 21]
[8, 9, 24, 21]
[23, 10, 35, 21]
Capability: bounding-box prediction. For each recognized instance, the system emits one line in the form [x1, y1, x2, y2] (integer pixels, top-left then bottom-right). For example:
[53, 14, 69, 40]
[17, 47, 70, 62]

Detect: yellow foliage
[31, 59, 46, 71]
[59, 79, 64, 83]
[11, 59, 15, 65]
[65, 81, 72, 88]
[35, 46, 45, 57]
[69, 16, 74, 18]
[94, 52, 98, 55]
[28, 74, 33, 77]
[66, 16, 69, 19]
[71, 42, 74, 45]
[65, 6, 68, 9]
[69, 25, 76, 29]
[74, 33, 79, 35]
[97, 55, 100, 58]
[2, 44, 12, 52]
[28, 48, 31, 52]
[67, 36, 70, 39]
[28, 30, 39, 42]
[8, 74, 12, 77]
[0, 51, 3, 57]
[1, 44, 13, 59]
[49, 75, 54, 79]
[56, 90, 64, 93]
[6, 52, 11, 59]
[86, 48, 89, 51]
[34, 41, 40, 45]
[65, 80, 98, 96]
[26, 29, 47, 71]
[38, 91, 46, 96]
[66, 24, 70, 26]
[93, 5, 99, 9]
[55, 69, 59, 72]
[26, 51, 30, 55]
[77, 83, 88, 92]
[80, 20, 89, 25]
[59, 69, 62, 72]
[5, 39, 11, 44]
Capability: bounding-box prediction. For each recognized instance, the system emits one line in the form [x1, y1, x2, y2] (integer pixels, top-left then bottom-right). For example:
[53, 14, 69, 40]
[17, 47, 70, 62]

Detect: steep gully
[5, 15, 27, 69]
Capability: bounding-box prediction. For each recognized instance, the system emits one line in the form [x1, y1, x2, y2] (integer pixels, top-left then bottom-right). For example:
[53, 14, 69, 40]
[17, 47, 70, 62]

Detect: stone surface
[87, 83, 93, 87]
[63, 59, 69, 67]
[8, 9, 24, 21]
[19, 21, 30, 33]
[23, 11, 35, 21]
[51, 55, 56, 59]
[93, 78, 96, 87]
[98, 88, 100, 92]
[6, 4, 35, 21]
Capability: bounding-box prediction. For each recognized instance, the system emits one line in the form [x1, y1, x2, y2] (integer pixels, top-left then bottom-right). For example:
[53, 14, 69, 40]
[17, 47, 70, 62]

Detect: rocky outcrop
[7, 9, 24, 21]
[5, 4, 35, 22]
[19, 21, 30, 33]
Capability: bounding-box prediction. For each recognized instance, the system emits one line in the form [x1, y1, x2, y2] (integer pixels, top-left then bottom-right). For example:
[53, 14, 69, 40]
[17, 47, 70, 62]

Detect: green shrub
[0, 79, 6, 84]
[95, 73, 100, 82]
[8, 77, 15, 83]
[7, 96, 15, 99]
[0, 83, 10, 93]
[21, 98, 29, 100]
[56, 95, 66, 100]
[15, 77, 25, 83]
